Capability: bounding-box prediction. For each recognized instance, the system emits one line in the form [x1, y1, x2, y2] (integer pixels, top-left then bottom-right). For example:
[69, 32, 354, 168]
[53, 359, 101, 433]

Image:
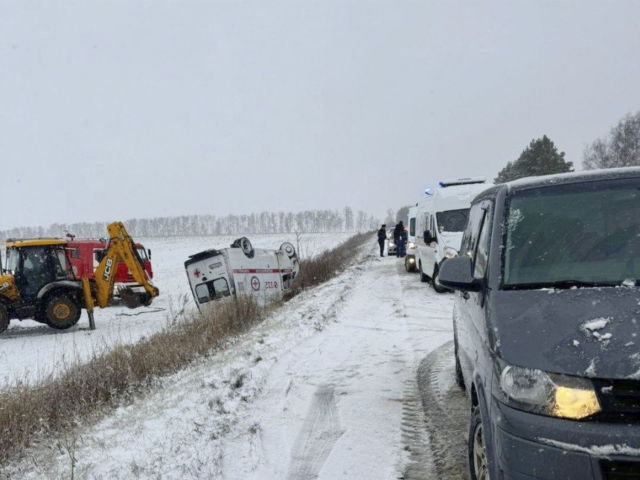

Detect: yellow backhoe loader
[0, 222, 159, 334]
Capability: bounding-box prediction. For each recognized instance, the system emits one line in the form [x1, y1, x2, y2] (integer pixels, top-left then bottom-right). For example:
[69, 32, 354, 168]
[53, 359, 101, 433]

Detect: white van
[185, 237, 300, 308]
[415, 178, 487, 292]
[404, 205, 418, 272]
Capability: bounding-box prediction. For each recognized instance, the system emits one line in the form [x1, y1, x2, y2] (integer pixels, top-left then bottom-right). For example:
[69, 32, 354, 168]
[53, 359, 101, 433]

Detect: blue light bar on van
[424, 188, 433, 196]
[439, 177, 486, 187]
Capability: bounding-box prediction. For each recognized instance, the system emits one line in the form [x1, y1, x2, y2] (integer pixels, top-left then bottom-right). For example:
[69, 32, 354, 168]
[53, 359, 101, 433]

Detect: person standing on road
[393, 221, 404, 257]
[398, 227, 407, 258]
[377, 224, 387, 257]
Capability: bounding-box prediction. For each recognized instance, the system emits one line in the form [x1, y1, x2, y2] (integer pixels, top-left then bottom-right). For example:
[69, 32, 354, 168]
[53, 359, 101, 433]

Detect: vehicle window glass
[195, 283, 211, 303]
[504, 178, 640, 287]
[55, 249, 68, 278]
[6, 249, 19, 272]
[409, 218, 416, 236]
[212, 278, 230, 299]
[93, 249, 102, 269]
[474, 207, 493, 278]
[136, 247, 148, 261]
[436, 208, 470, 233]
[68, 248, 81, 259]
[461, 204, 485, 258]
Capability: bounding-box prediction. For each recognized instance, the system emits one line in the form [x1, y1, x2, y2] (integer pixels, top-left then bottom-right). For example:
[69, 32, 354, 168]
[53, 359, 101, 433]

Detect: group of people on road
[377, 221, 407, 258]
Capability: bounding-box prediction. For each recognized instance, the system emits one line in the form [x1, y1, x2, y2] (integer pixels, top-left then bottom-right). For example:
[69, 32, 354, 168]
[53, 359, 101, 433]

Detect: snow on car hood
[490, 288, 640, 379]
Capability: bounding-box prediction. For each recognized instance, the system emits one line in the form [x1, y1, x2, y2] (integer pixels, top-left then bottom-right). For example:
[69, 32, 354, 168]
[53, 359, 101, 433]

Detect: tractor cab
[4, 240, 73, 301]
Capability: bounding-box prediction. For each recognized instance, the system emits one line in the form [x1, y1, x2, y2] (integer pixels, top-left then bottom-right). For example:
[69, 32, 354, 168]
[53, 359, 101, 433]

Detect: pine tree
[494, 135, 573, 183]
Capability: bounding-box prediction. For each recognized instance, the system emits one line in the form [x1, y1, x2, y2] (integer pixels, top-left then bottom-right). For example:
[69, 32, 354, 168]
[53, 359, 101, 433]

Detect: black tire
[280, 242, 297, 259]
[0, 304, 9, 335]
[455, 348, 466, 390]
[239, 237, 254, 258]
[419, 262, 429, 283]
[432, 265, 450, 294]
[469, 405, 491, 480]
[45, 294, 81, 330]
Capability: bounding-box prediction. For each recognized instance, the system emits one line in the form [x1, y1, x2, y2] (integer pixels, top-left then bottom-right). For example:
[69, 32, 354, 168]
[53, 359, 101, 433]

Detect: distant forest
[0, 207, 378, 241]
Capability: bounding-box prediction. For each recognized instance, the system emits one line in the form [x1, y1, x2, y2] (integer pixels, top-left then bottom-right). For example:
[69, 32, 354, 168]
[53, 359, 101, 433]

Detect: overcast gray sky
[1, 0, 639, 230]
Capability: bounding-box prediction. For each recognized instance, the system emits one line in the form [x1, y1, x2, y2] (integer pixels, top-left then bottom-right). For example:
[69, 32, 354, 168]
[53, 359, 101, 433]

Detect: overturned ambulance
[185, 237, 300, 308]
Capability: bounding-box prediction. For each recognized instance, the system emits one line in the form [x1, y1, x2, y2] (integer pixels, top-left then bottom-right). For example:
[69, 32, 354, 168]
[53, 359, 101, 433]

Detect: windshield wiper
[505, 280, 618, 290]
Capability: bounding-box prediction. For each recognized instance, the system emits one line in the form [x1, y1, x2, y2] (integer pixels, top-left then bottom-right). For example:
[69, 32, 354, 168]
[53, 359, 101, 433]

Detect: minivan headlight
[495, 362, 601, 420]
[444, 247, 458, 259]
[408, 242, 415, 249]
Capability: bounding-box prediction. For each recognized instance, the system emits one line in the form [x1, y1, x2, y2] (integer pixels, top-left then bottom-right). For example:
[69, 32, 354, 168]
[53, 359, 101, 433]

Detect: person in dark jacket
[394, 221, 404, 257]
[377, 225, 387, 257]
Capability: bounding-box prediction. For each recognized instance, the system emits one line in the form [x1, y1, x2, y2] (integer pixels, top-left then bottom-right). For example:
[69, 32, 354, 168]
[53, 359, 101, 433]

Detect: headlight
[496, 362, 601, 420]
[409, 257, 415, 263]
[443, 247, 458, 259]
[408, 242, 415, 249]
[389, 241, 394, 246]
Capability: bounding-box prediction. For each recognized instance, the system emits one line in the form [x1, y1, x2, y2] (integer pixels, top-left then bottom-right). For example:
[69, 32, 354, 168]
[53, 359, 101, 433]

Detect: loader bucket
[119, 287, 152, 309]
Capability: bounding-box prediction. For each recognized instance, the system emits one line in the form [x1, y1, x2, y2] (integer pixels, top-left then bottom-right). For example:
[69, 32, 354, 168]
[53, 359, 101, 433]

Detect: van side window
[474, 206, 493, 279]
[461, 204, 485, 258]
[409, 218, 416, 236]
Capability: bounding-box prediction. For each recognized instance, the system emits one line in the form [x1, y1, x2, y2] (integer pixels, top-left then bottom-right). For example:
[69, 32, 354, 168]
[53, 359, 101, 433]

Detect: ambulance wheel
[280, 242, 296, 259]
[239, 237, 254, 258]
[419, 262, 429, 283]
[432, 266, 450, 294]
[45, 295, 81, 330]
[0, 304, 9, 334]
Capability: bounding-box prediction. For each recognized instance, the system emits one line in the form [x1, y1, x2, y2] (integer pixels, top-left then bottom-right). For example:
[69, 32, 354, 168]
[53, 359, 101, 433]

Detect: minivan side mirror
[148, 249, 152, 260]
[423, 230, 436, 244]
[439, 256, 484, 292]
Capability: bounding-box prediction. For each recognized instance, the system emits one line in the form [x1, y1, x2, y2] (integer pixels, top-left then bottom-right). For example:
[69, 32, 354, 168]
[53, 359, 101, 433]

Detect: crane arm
[92, 222, 159, 309]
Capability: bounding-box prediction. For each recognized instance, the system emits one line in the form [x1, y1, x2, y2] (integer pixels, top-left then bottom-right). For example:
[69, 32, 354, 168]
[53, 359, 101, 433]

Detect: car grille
[592, 379, 640, 423]
[600, 459, 640, 480]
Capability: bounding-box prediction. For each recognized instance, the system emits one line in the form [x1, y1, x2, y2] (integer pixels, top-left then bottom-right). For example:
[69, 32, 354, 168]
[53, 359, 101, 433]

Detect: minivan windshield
[436, 209, 469, 233]
[503, 177, 640, 288]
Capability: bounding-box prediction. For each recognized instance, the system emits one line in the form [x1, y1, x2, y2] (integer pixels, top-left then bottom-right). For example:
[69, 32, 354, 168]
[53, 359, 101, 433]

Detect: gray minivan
[439, 168, 640, 480]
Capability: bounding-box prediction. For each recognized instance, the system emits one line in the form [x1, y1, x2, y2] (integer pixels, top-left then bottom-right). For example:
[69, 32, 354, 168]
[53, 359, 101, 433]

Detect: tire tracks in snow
[285, 384, 345, 480]
[417, 341, 470, 480]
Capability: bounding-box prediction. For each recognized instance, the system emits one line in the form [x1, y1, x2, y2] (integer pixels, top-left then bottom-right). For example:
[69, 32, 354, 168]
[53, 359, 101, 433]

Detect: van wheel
[45, 295, 81, 330]
[432, 266, 450, 293]
[469, 405, 491, 480]
[419, 263, 429, 283]
[0, 304, 9, 334]
[239, 237, 254, 258]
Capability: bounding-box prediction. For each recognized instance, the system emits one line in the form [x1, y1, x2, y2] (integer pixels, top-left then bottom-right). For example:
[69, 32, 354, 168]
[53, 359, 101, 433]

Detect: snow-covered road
[6, 243, 465, 480]
[223, 250, 454, 480]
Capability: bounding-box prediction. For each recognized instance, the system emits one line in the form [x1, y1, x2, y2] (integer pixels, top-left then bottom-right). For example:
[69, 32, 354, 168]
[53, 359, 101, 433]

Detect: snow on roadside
[4, 245, 456, 480]
[0, 233, 353, 387]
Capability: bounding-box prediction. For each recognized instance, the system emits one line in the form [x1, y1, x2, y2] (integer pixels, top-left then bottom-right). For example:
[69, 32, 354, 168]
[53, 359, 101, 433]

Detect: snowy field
[5, 242, 459, 480]
[0, 233, 353, 387]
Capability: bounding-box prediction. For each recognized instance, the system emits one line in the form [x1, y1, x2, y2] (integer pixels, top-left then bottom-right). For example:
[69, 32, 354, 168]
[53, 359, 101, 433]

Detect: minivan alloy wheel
[472, 420, 490, 480]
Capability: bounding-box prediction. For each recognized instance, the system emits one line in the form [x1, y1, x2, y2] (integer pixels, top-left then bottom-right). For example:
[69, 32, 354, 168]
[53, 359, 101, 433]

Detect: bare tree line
[0, 207, 378, 241]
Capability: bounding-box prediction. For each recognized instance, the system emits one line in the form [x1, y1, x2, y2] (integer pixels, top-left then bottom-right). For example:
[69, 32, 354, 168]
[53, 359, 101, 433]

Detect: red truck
[65, 238, 153, 286]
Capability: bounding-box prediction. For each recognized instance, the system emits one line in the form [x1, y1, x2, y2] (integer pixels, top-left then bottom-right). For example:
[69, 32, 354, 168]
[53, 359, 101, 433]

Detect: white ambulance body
[185, 238, 299, 308]
[415, 178, 487, 292]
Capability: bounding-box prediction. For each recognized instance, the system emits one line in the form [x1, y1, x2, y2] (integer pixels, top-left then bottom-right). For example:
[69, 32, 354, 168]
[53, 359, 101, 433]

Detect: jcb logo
[103, 259, 113, 282]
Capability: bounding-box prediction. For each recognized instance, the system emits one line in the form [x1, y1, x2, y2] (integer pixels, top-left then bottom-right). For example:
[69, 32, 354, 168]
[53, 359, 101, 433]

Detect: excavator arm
[91, 222, 159, 309]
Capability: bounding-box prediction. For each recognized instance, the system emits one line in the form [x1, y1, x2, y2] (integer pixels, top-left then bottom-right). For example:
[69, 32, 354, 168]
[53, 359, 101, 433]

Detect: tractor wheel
[45, 295, 81, 330]
[0, 304, 9, 334]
